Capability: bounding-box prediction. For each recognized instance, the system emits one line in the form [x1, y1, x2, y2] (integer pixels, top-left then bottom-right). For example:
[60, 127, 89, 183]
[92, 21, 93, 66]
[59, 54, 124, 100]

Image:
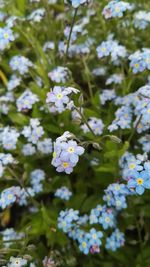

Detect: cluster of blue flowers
[108, 106, 132, 131]
[22, 119, 44, 145]
[1, 228, 24, 248]
[28, 8, 45, 22]
[99, 89, 116, 105]
[0, 186, 35, 209]
[9, 55, 34, 75]
[107, 83, 150, 133]
[103, 183, 131, 210]
[120, 152, 150, 195]
[102, 0, 133, 19]
[81, 117, 104, 135]
[58, 155, 150, 254]
[30, 169, 46, 193]
[52, 132, 85, 174]
[16, 89, 39, 111]
[48, 67, 70, 83]
[105, 73, 124, 85]
[96, 38, 127, 64]
[0, 126, 20, 150]
[134, 11, 150, 29]
[22, 138, 52, 156]
[46, 86, 79, 113]
[129, 49, 150, 73]
[7, 75, 21, 91]
[55, 186, 72, 200]
[105, 229, 125, 251]
[58, 200, 122, 254]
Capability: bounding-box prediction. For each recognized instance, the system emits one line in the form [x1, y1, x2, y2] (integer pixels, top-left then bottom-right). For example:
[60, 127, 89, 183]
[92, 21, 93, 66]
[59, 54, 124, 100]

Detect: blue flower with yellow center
[128, 170, 150, 195]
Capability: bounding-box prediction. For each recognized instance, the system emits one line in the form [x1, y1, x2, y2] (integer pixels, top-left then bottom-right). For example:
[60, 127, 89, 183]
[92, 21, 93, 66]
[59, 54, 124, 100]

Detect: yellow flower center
[137, 178, 143, 185]
[147, 109, 150, 113]
[8, 194, 13, 199]
[56, 93, 63, 99]
[101, 47, 106, 52]
[62, 162, 69, 168]
[92, 234, 97, 239]
[4, 33, 9, 39]
[137, 123, 142, 129]
[67, 147, 74, 153]
[115, 7, 120, 12]
[106, 195, 110, 200]
[115, 185, 120, 190]
[105, 217, 110, 223]
[129, 163, 136, 169]
[134, 63, 139, 68]
[53, 151, 56, 158]
[82, 242, 87, 248]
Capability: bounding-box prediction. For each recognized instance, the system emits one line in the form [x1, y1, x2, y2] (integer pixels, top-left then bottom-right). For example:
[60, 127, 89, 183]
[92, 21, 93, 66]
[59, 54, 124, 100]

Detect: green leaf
[8, 112, 29, 126]
[16, 0, 26, 15]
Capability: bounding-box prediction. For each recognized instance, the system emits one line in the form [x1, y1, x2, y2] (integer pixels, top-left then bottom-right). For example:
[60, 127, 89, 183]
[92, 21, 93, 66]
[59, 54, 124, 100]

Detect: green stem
[0, 70, 7, 86]
[0, 248, 20, 253]
[65, 8, 78, 58]
[75, 107, 96, 136]
[135, 217, 144, 266]
[82, 57, 93, 99]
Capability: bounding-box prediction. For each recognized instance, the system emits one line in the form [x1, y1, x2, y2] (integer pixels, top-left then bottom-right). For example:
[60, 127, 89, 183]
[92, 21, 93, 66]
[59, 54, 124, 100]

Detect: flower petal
[135, 185, 144, 195]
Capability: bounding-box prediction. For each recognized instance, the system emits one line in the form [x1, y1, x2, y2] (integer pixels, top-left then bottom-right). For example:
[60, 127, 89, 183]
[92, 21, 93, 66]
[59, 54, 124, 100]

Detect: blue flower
[58, 209, 79, 233]
[60, 140, 84, 164]
[99, 210, 116, 229]
[48, 67, 70, 83]
[102, 1, 133, 19]
[30, 169, 45, 193]
[128, 171, 150, 195]
[134, 11, 150, 30]
[9, 55, 33, 75]
[52, 132, 85, 174]
[105, 229, 125, 251]
[129, 49, 150, 73]
[0, 27, 15, 50]
[78, 234, 90, 255]
[8, 256, 27, 267]
[17, 89, 39, 111]
[87, 228, 103, 247]
[55, 186, 72, 200]
[81, 117, 104, 135]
